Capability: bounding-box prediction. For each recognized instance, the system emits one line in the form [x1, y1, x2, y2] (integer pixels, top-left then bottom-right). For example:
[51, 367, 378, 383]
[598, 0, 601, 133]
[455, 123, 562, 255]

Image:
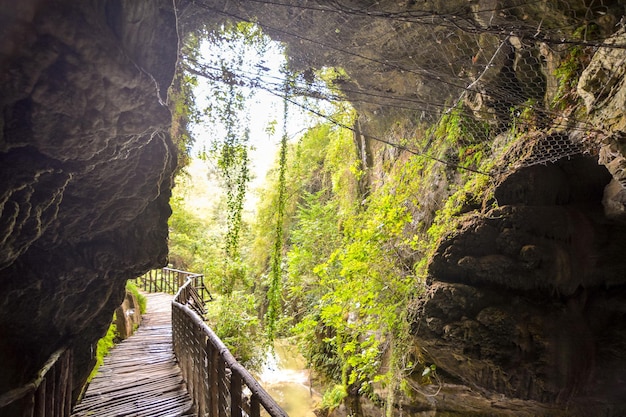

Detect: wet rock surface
[115, 290, 142, 340]
[418, 156, 626, 415]
[0, 0, 177, 400]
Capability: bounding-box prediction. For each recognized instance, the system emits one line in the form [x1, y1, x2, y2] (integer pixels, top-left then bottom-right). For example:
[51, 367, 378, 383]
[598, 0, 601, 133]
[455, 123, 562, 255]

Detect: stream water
[257, 340, 321, 416]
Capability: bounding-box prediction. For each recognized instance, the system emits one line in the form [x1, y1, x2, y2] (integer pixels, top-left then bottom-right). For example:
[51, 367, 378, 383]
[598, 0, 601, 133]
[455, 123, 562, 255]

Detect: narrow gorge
[2, 1, 626, 416]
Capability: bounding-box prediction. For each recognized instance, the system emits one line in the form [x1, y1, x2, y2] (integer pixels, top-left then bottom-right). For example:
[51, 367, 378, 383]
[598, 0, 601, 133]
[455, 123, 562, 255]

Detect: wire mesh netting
[180, 0, 626, 178]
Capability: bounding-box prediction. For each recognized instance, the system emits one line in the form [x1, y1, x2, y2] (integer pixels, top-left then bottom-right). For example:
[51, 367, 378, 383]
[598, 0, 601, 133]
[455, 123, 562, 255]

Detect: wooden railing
[173, 277, 289, 417]
[0, 267, 286, 417]
[135, 267, 212, 305]
[0, 347, 73, 417]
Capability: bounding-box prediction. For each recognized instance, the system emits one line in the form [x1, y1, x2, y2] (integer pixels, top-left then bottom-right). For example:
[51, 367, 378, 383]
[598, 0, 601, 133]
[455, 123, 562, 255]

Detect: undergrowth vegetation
[87, 319, 117, 384]
[245, 99, 499, 413]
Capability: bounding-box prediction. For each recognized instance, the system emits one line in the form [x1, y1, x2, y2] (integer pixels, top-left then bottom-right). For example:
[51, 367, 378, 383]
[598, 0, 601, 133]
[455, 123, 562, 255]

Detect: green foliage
[432, 103, 490, 149]
[167, 189, 222, 275]
[194, 22, 275, 261]
[169, 20, 281, 326]
[409, 102, 496, 278]
[572, 21, 601, 42]
[551, 46, 591, 109]
[321, 384, 348, 411]
[286, 193, 341, 321]
[304, 152, 425, 398]
[253, 108, 437, 404]
[168, 161, 265, 363]
[216, 257, 250, 295]
[206, 291, 264, 369]
[509, 98, 541, 138]
[250, 124, 336, 285]
[87, 318, 118, 383]
[169, 31, 204, 173]
[421, 364, 438, 385]
[125, 281, 147, 315]
[323, 114, 361, 215]
[210, 86, 250, 260]
[265, 93, 290, 341]
[252, 94, 500, 411]
[168, 178, 258, 296]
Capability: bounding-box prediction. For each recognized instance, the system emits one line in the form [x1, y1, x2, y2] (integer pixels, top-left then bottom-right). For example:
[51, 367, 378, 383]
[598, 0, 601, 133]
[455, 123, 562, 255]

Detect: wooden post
[46, 365, 55, 416]
[250, 394, 261, 417]
[187, 332, 194, 409]
[194, 326, 206, 416]
[208, 341, 218, 417]
[65, 350, 72, 417]
[200, 335, 209, 417]
[53, 360, 62, 417]
[217, 355, 227, 417]
[231, 371, 242, 417]
[34, 379, 45, 417]
[22, 394, 35, 417]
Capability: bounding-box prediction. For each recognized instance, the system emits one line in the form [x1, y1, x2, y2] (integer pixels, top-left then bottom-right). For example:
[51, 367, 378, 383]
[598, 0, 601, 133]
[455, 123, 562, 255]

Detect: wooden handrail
[172, 277, 289, 417]
[136, 267, 286, 416]
[134, 267, 213, 302]
[0, 346, 73, 416]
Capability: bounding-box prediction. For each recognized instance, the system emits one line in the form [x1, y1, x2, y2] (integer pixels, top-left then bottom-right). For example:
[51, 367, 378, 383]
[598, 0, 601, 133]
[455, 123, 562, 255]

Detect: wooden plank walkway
[72, 293, 195, 417]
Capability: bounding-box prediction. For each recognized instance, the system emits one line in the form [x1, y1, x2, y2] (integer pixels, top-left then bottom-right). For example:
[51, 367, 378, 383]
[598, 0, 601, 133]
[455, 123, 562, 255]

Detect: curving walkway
[72, 293, 195, 417]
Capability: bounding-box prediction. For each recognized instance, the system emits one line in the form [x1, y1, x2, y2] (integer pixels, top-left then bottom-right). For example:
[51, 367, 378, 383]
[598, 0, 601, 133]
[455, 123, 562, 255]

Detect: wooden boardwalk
[72, 293, 195, 417]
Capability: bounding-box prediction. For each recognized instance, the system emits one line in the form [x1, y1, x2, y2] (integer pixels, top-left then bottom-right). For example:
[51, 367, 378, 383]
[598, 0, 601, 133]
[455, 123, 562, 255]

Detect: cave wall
[421, 156, 626, 411]
[411, 26, 626, 415]
[0, 0, 178, 402]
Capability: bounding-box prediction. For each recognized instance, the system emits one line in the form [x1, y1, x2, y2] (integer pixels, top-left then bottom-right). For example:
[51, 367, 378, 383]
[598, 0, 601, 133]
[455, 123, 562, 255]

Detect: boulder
[114, 290, 142, 340]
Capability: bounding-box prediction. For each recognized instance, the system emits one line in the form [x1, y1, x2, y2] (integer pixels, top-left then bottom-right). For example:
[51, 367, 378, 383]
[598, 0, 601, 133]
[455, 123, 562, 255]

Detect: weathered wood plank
[71, 293, 195, 417]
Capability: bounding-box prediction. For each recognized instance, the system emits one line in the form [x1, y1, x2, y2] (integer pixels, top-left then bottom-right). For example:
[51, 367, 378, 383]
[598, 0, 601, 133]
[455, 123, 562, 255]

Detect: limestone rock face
[115, 290, 142, 340]
[579, 29, 626, 222]
[0, 0, 178, 401]
[419, 155, 626, 415]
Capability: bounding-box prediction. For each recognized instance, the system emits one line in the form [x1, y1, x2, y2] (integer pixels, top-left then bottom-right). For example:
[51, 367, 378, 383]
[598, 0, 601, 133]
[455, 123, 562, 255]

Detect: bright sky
[186, 30, 320, 215]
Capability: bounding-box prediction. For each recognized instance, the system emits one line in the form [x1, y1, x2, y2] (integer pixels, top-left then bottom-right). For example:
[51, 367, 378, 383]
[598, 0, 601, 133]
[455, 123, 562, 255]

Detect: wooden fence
[0, 267, 287, 417]
[0, 347, 73, 417]
[173, 277, 289, 417]
[135, 267, 212, 304]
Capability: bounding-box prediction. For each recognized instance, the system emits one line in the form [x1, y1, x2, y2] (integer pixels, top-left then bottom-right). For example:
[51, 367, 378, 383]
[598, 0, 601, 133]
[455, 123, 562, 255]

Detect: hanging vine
[265, 73, 293, 341]
[193, 22, 272, 267]
[218, 81, 250, 259]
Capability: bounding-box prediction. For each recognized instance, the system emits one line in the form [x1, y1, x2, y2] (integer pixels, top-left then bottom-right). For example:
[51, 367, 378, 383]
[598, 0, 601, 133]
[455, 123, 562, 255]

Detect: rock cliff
[0, 0, 178, 402]
[414, 27, 626, 416]
[115, 289, 143, 340]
